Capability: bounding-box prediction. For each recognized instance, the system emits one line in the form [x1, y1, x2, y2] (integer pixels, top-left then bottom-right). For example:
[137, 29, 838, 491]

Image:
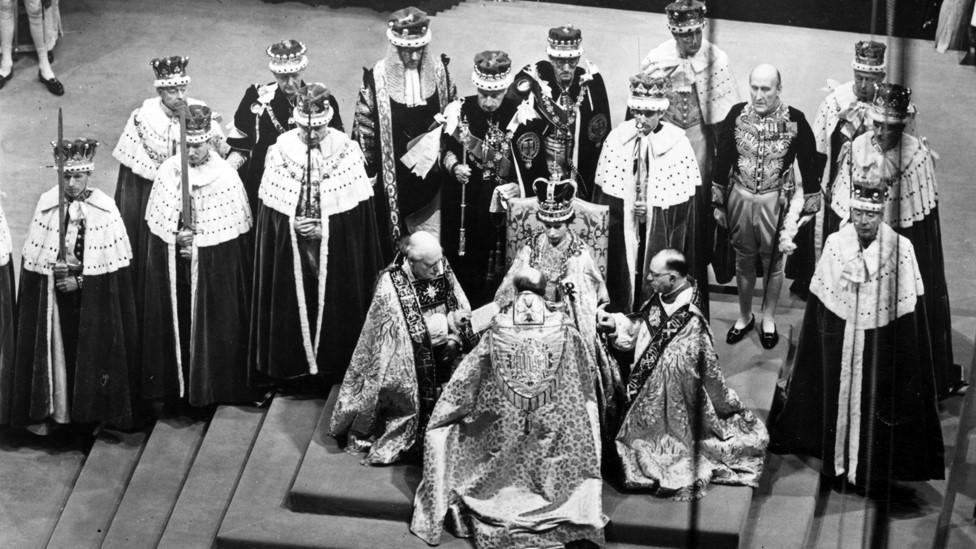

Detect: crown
[267, 39, 308, 74]
[182, 104, 214, 144]
[292, 83, 334, 128]
[628, 66, 673, 112]
[869, 83, 912, 124]
[665, 0, 707, 34]
[151, 56, 190, 88]
[533, 176, 576, 223]
[52, 139, 99, 174]
[387, 7, 431, 48]
[546, 25, 583, 59]
[850, 180, 887, 213]
[471, 50, 513, 92]
[852, 40, 886, 73]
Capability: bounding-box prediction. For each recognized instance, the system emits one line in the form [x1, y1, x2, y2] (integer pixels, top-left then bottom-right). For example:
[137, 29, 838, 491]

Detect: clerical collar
[661, 279, 691, 303]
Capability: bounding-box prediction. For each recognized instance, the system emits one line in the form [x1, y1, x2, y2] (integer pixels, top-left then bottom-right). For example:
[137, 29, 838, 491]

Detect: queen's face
[542, 220, 569, 246]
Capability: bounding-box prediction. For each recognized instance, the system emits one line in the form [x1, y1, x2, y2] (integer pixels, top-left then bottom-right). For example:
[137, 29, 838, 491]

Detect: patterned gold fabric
[614, 288, 768, 500]
[411, 303, 606, 548]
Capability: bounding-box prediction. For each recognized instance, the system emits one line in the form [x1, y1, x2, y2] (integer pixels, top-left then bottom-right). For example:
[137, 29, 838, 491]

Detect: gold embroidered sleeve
[351, 80, 379, 177]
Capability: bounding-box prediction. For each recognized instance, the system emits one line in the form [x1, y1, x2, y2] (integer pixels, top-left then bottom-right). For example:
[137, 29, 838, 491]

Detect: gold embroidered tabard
[732, 103, 797, 194]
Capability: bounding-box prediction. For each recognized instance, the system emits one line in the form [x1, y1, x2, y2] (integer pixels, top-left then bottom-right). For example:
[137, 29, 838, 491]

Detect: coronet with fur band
[534, 176, 576, 223]
[665, 0, 707, 34]
[268, 39, 308, 74]
[869, 83, 912, 124]
[471, 50, 513, 92]
[151, 56, 191, 88]
[628, 67, 673, 112]
[52, 139, 99, 174]
[850, 181, 887, 213]
[184, 105, 215, 144]
[293, 83, 334, 128]
[387, 7, 431, 49]
[852, 40, 886, 73]
[546, 25, 583, 59]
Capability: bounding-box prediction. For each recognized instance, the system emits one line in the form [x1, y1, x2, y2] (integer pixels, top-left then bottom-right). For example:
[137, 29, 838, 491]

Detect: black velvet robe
[140, 235, 254, 406]
[770, 295, 945, 485]
[7, 268, 139, 429]
[114, 166, 153, 314]
[0, 262, 18, 424]
[248, 198, 383, 387]
[228, 83, 344, 217]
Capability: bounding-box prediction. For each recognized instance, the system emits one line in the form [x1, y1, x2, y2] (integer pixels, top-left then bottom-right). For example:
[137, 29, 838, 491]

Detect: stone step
[158, 405, 267, 549]
[45, 430, 148, 549]
[101, 417, 208, 549]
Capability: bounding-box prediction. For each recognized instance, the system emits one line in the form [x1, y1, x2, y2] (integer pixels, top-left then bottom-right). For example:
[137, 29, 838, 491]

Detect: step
[46, 430, 148, 549]
[741, 454, 822, 549]
[101, 417, 208, 549]
[158, 405, 266, 549]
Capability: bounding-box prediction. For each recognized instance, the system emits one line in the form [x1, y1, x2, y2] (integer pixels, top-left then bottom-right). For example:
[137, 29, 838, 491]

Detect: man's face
[749, 72, 781, 116]
[851, 208, 882, 244]
[298, 124, 330, 146]
[158, 85, 188, 111]
[275, 71, 302, 96]
[63, 172, 90, 198]
[543, 220, 569, 246]
[852, 70, 884, 103]
[476, 89, 506, 113]
[409, 253, 442, 280]
[646, 256, 676, 295]
[872, 119, 905, 150]
[187, 141, 210, 165]
[673, 29, 703, 58]
[549, 56, 580, 86]
[397, 46, 425, 70]
[633, 109, 665, 135]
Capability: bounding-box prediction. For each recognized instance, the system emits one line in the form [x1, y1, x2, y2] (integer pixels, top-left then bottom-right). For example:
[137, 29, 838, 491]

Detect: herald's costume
[351, 7, 455, 261]
[440, 50, 549, 306]
[140, 106, 254, 406]
[609, 280, 767, 499]
[411, 290, 606, 548]
[0, 200, 19, 424]
[829, 86, 958, 395]
[790, 40, 887, 297]
[495, 179, 623, 438]
[226, 40, 344, 215]
[6, 140, 139, 429]
[113, 56, 227, 310]
[771, 212, 944, 486]
[510, 25, 611, 200]
[594, 70, 703, 313]
[330, 257, 476, 465]
[250, 85, 384, 385]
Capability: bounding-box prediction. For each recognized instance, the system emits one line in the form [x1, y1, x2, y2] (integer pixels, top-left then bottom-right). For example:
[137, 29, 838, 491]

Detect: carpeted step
[158, 405, 266, 549]
[46, 430, 148, 549]
[741, 453, 822, 549]
[101, 417, 208, 549]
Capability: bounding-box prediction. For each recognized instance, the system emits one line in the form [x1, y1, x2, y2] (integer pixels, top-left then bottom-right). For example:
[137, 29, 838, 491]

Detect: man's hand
[497, 182, 520, 206]
[177, 229, 194, 260]
[453, 164, 472, 185]
[453, 310, 472, 330]
[596, 311, 616, 334]
[713, 208, 728, 229]
[54, 262, 80, 293]
[294, 217, 322, 239]
[798, 213, 816, 228]
[634, 200, 647, 221]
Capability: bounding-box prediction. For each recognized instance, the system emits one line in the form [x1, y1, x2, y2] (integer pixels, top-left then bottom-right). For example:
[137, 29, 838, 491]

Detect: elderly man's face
[633, 109, 665, 135]
[409, 253, 442, 280]
[673, 29, 703, 58]
[749, 71, 781, 116]
[646, 255, 677, 295]
[63, 172, 90, 198]
[476, 89, 506, 113]
[852, 69, 884, 103]
[549, 56, 580, 86]
[397, 46, 425, 70]
[275, 71, 302, 97]
[158, 85, 188, 112]
[851, 208, 882, 244]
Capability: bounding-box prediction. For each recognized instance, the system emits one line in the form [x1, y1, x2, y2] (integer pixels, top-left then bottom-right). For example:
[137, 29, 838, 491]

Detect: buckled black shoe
[726, 315, 755, 345]
[38, 72, 64, 96]
[0, 68, 12, 91]
[760, 325, 779, 349]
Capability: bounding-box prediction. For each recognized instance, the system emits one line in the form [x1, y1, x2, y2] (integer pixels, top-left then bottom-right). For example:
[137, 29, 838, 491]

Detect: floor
[0, 0, 974, 547]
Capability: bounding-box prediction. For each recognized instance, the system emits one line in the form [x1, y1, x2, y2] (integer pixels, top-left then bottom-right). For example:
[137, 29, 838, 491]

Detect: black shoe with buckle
[0, 68, 12, 91]
[760, 325, 779, 349]
[38, 72, 64, 96]
[726, 315, 755, 345]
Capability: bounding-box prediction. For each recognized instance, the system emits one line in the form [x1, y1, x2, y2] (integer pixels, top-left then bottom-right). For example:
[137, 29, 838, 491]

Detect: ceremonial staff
[178, 109, 193, 231]
[56, 108, 66, 262]
[458, 134, 468, 257]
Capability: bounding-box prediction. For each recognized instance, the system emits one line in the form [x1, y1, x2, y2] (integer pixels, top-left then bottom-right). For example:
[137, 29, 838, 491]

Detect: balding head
[513, 267, 548, 296]
[405, 231, 443, 280]
[748, 64, 782, 115]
